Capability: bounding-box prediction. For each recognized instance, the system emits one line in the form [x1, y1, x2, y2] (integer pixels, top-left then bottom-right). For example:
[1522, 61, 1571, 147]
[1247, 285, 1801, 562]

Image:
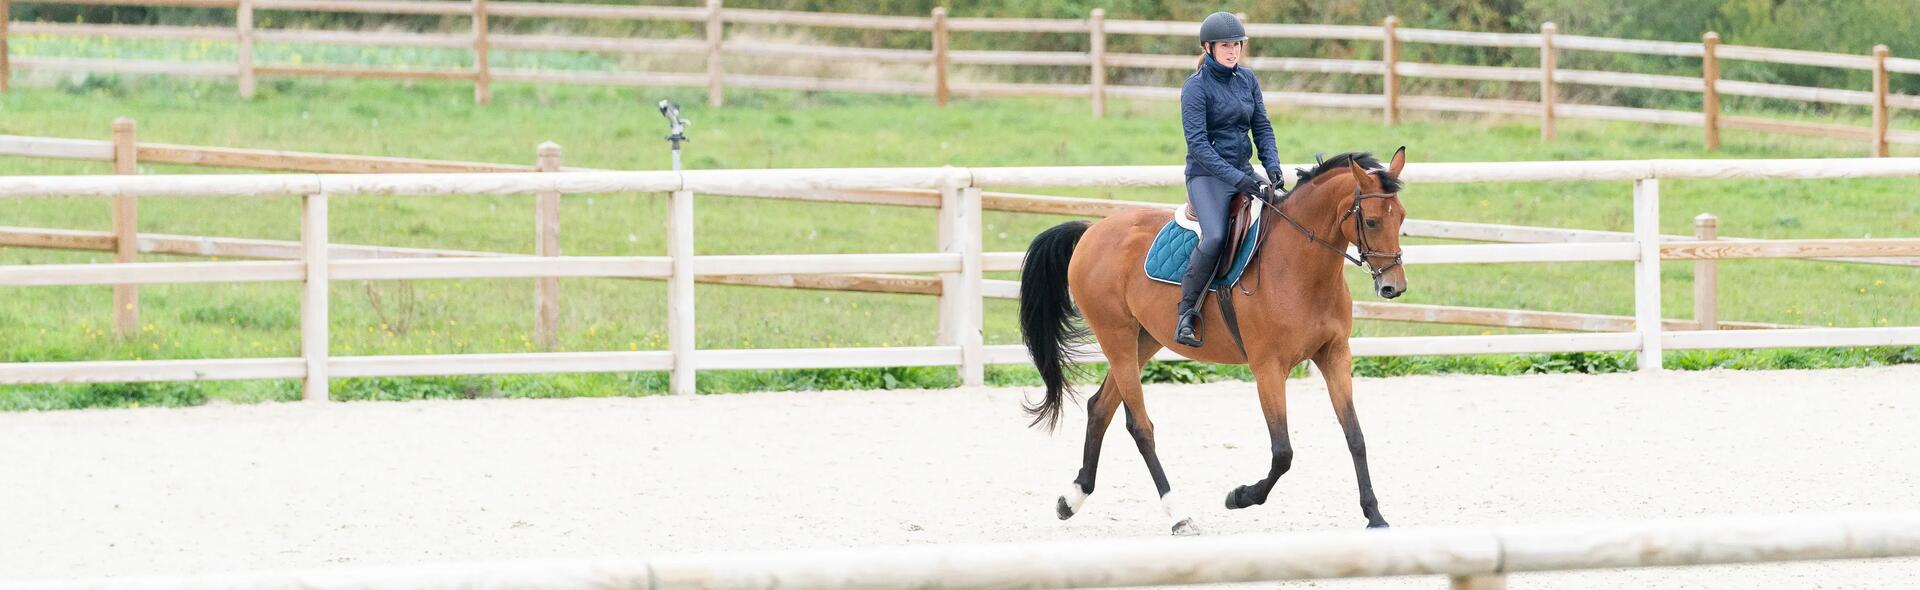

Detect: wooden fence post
[932, 7, 948, 107]
[668, 189, 696, 395]
[534, 141, 561, 348]
[1089, 8, 1105, 118]
[237, 0, 255, 99]
[939, 177, 984, 387]
[1382, 16, 1400, 125]
[112, 118, 140, 339]
[1540, 22, 1556, 141]
[301, 192, 330, 402]
[1693, 213, 1717, 331]
[706, 0, 723, 108]
[1, 0, 12, 94]
[1703, 32, 1721, 151]
[471, 0, 490, 105]
[935, 175, 955, 349]
[1633, 178, 1663, 372]
[1872, 44, 1889, 158]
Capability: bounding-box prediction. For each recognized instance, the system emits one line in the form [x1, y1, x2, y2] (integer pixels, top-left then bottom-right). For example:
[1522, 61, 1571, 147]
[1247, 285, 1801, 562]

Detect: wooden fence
[2, 0, 1918, 153]
[13, 511, 1920, 589]
[14, 122, 1905, 351]
[2, 157, 1918, 397]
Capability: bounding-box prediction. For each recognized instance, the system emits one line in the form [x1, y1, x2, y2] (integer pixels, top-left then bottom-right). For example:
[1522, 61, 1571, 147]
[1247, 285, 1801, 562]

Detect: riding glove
[1234, 175, 1261, 196]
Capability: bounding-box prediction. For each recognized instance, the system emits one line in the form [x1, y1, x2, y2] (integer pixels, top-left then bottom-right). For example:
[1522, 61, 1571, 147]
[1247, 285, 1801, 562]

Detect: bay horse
[1019, 149, 1408, 535]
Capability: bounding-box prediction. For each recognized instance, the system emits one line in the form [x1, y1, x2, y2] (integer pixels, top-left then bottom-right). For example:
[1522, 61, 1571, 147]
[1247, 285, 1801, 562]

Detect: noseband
[1260, 181, 1404, 280]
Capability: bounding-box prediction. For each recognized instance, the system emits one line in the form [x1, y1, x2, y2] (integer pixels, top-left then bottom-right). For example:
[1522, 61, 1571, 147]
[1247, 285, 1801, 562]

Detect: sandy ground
[2, 366, 1918, 588]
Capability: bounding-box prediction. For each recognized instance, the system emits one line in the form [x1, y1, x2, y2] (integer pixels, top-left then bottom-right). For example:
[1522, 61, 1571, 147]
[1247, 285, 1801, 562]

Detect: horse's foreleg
[1225, 359, 1292, 510]
[1314, 340, 1390, 529]
[1058, 376, 1119, 520]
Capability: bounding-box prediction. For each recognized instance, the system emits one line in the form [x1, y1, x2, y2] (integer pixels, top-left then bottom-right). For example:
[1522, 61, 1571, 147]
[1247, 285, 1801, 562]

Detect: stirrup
[1174, 312, 1203, 347]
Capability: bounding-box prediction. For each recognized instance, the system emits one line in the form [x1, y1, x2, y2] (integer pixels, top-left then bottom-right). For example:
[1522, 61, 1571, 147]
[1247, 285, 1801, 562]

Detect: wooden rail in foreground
[1, 0, 1915, 154]
[12, 512, 1920, 589]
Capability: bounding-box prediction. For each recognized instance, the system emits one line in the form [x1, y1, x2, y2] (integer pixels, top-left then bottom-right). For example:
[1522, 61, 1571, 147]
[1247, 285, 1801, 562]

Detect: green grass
[2, 63, 1918, 410]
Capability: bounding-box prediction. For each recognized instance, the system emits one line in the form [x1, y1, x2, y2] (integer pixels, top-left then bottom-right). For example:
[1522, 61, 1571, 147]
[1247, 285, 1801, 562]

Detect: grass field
[3, 59, 1917, 409]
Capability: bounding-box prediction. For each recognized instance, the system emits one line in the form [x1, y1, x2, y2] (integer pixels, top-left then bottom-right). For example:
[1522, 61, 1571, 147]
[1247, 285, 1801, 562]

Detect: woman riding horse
[1021, 148, 1409, 535]
[1176, 11, 1288, 348]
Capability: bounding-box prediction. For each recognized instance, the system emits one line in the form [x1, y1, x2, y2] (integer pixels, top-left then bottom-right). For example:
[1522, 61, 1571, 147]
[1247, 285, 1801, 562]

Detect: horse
[1018, 148, 1409, 535]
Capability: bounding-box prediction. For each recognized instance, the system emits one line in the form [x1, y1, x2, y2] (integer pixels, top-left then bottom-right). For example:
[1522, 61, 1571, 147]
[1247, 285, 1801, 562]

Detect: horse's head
[1338, 147, 1408, 299]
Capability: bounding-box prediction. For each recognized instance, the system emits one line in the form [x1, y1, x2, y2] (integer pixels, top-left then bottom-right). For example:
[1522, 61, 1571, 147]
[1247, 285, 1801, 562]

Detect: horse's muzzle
[1376, 284, 1405, 299]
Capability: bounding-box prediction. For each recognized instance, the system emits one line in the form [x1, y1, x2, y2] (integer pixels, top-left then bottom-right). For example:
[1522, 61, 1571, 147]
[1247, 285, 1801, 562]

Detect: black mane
[1293, 152, 1403, 193]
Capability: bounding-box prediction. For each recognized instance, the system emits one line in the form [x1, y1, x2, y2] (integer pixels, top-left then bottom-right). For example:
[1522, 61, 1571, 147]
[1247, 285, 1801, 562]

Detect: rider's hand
[1235, 175, 1260, 196]
[1266, 167, 1286, 191]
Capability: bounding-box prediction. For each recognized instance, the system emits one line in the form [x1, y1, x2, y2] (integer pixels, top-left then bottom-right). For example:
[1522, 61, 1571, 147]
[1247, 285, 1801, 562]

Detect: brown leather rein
[1256, 180, 1404, 280]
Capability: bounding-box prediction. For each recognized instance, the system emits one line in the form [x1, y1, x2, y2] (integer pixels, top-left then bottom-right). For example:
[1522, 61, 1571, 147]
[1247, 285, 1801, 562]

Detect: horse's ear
[1388, 146, 1406, 177]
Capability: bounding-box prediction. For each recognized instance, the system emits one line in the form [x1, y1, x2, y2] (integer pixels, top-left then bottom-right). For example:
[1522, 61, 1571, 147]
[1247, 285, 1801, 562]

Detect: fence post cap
[1873, 44, 1889, 56]
[1703, 31, 1719, 41]
[537, 141, 561, 155]
[113, 117, 136, 131]
[1541, 22, 1556, 33]
[938, 165, 972, 189]
[931, 6, 944, 16]
[1694, 213, 1718, 225]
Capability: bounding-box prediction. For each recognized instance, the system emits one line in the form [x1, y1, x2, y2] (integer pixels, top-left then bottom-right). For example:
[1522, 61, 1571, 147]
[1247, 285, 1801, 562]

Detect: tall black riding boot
[1174, 247, 1221, 348]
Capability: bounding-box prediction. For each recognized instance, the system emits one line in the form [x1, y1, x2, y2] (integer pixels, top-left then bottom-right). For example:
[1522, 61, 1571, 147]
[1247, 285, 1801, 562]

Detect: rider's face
[1209, 40, 1244, 67]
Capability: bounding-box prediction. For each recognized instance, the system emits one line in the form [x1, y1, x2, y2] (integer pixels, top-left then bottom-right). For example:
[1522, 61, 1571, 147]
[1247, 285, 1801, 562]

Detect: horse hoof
[1171, 518, 1202, 536]
[1056, 496, 1076, 520]
[1224, 486, 1253, 510]
[1367, 521, 1391, 529]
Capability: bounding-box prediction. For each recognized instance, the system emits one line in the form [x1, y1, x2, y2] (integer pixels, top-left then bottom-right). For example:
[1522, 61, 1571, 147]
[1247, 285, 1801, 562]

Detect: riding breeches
[1177, 174, 1237, 316]
[1183, 175, 1237, 260]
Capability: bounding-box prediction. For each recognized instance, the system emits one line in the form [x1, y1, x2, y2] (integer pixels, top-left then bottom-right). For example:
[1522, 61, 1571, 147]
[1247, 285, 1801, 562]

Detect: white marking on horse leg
[1060, 483, 1089, 515]
[1162, 490, 1195, 531]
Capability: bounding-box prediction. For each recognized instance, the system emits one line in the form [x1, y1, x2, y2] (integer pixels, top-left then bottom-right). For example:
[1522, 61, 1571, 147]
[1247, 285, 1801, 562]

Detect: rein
[1212, 169, 1404, 360]
[1256, 179, 1403, 280]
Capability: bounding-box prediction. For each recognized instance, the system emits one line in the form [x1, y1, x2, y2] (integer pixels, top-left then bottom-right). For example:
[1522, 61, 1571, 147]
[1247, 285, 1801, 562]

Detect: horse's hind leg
[1113, 331, 1199, 535]
[1057, 376, 1120, 520]
[1224, 358, 1293, 511]
[1314, 340, 1390, 529]
[1057, 329, 1160, 521]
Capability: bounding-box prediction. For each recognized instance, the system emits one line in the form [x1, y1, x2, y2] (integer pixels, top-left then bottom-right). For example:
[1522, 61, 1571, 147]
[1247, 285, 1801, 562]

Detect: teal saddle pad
[1143, 216, 1262, 292]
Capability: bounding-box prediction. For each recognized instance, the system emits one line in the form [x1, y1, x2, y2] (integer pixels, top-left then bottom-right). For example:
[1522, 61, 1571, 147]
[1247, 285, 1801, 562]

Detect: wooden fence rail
[12, 512, 1920, 589]
[1, 0, 1915, 154]
[2, 158, 1918, 396]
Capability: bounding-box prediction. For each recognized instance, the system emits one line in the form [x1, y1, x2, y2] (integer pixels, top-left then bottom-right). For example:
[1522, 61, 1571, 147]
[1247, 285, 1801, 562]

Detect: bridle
[1257, 174, 1404, 280]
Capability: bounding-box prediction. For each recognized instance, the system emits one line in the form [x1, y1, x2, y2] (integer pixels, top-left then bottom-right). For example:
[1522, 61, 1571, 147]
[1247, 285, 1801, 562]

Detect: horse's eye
[1365, 218, 1380, 229]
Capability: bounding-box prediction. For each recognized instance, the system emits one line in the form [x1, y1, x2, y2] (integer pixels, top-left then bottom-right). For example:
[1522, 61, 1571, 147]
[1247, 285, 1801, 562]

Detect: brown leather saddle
[1181, 191, 1258, 278]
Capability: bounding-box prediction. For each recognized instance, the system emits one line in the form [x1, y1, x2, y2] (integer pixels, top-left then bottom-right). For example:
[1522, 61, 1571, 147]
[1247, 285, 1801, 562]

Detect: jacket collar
[1202, 52, 1237, 82]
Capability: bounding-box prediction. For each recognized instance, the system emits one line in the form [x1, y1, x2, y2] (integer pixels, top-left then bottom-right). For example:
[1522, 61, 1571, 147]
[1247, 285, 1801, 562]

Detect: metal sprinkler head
[658, 99, 689, 143]
[656, 99, 691, 172]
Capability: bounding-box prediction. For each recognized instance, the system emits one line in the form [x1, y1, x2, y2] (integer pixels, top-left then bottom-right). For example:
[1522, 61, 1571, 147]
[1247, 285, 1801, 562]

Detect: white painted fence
[2, 158, 1919, 397]
[10, 512, 1919, 589]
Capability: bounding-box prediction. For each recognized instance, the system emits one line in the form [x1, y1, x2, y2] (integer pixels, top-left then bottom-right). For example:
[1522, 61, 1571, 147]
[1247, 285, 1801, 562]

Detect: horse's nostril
[1380, 286, 1396, 295]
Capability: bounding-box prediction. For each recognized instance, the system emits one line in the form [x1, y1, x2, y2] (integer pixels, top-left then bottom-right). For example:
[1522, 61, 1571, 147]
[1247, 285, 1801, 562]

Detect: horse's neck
[1262, 176, 1353, 288]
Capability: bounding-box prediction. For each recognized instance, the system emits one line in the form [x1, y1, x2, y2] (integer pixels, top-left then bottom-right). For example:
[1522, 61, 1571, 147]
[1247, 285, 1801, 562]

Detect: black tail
[1020, 220, 1092, 431]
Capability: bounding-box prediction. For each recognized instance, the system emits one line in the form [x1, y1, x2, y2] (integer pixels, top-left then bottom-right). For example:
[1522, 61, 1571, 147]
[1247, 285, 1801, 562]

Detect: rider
[1175, 11, 1285, 348]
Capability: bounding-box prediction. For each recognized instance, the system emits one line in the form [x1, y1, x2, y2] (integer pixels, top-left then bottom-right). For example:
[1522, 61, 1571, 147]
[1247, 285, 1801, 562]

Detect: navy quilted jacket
[1181, 52, 1281, 188]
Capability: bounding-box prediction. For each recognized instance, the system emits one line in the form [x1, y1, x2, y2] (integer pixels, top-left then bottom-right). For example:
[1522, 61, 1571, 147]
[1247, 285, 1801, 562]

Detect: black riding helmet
[1199, 12, 1247, 46]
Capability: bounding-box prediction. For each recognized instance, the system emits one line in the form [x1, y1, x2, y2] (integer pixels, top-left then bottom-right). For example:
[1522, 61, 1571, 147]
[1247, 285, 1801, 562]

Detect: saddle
[1174, 191, 1259, 279]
